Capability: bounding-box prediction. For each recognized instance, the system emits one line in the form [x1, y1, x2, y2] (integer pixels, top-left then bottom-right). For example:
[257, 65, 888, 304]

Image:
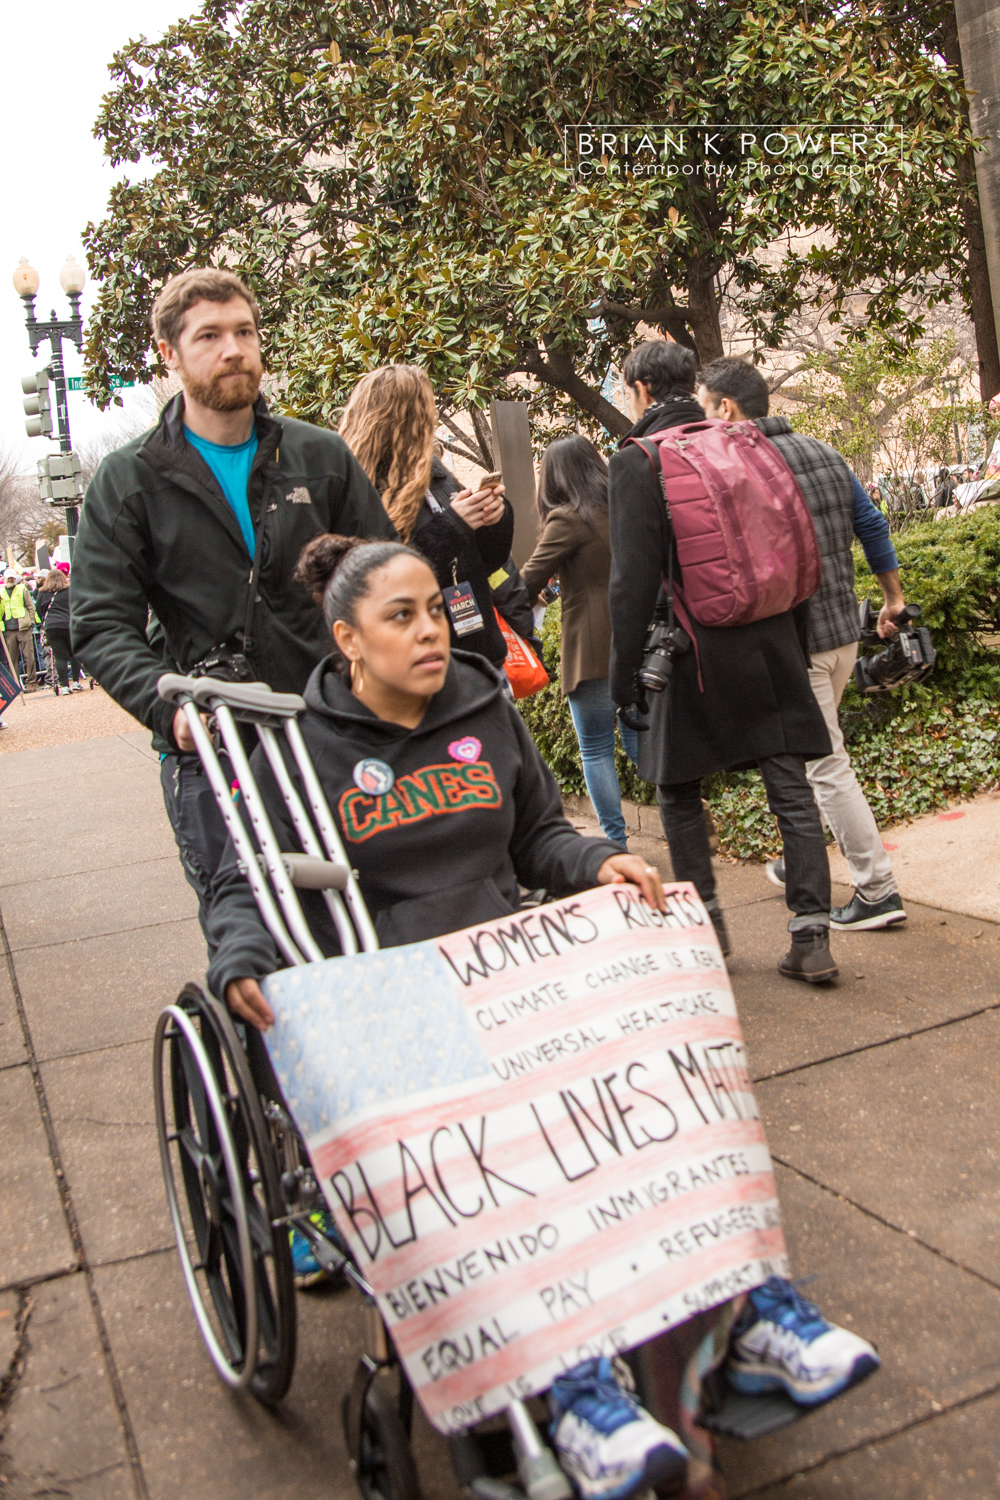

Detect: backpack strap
[625, 437, 705, 692]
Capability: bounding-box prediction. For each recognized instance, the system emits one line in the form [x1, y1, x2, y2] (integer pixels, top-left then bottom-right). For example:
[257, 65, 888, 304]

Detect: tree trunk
[685, 264, 725, 367]
[947, 5, 1000, 401]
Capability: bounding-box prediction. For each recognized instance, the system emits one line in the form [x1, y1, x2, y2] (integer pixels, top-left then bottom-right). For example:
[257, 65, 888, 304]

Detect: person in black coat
[338, 367, 514, 671]
[608, 341, 838, 984]
[37, 571, 85, 692]
[412, 455, 514, 668]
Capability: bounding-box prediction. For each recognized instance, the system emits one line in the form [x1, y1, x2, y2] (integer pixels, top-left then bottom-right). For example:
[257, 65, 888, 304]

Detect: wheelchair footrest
[697, 1383, 804, 1442]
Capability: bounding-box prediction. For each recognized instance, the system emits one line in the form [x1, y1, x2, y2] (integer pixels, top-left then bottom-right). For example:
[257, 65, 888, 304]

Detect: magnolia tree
[84, 0, 975, 445]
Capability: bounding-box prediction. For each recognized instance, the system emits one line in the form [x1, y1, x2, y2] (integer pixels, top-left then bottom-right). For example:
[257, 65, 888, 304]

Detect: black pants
[160, 751, 233, 943]
[45, 628, 83, 688]
[657, 754, 831, 931]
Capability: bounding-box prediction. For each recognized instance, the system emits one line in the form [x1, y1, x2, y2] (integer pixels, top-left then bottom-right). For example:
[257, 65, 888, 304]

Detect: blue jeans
[566, 677, 638, 848]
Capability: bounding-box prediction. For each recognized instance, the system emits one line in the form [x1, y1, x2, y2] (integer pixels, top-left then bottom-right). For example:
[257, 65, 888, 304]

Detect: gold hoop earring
[350, 658, 364, 693]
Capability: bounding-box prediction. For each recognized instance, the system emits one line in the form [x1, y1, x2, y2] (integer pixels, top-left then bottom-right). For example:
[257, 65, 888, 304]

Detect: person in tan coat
[521, 436, 638, 846]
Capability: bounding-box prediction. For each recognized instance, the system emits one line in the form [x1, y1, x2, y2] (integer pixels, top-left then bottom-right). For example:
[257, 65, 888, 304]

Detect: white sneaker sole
[728, 1350, 880, 1406]
[765, 863, 785, 889]
[830, 910, 907, 931]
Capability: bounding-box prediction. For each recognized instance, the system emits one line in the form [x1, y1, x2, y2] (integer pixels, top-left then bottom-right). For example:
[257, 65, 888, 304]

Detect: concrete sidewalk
[828, 789, 1000, 925]
[2, 725, 1000, 1498]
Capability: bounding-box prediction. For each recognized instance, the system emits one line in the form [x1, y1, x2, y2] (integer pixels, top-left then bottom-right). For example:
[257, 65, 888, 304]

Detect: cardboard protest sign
[263, 883, 786, 1434]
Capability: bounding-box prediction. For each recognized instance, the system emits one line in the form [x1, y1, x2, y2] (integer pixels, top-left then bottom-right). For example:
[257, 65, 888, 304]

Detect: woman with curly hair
[338, 365, 515, 672]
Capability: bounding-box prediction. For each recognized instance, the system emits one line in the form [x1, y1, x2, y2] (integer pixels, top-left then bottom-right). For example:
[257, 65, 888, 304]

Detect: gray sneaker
[830, 891, 906, 930]
[765, 858, 785, 888]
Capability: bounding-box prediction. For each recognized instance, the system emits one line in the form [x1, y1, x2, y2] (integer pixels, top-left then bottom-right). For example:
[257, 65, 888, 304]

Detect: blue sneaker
[289, 1210, 341, 1289]
[727, 1277, 880, 1407]
[549, 1356, 687, 1500]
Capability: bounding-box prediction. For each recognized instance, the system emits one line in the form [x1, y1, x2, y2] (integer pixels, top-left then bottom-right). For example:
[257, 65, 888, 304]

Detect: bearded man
[72, 268, 394, 931]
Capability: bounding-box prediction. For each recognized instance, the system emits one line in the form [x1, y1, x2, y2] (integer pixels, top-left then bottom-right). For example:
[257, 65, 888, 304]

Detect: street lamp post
[12, 256, 86, 547]
[942, 374, 964, 468]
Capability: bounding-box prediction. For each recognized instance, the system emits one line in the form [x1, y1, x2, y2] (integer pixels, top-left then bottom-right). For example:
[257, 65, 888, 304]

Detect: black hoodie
[206, 651, 619, 996]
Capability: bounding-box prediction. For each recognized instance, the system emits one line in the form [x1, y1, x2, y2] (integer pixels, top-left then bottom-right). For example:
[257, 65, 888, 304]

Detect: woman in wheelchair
[205, 534, 878, 1500]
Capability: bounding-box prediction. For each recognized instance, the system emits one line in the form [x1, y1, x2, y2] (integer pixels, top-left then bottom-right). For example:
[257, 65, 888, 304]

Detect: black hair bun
[293, 533, 363, 603]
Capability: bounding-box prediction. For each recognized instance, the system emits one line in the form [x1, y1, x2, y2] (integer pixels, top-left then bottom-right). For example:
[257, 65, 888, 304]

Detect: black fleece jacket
[410, 458, 514, 666]
[206, 651, 618, 996]
[71, 393, 393, 750]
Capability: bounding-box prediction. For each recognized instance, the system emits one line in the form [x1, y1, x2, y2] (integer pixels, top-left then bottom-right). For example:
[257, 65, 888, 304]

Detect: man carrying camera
[72, 268, 394, 933]
[696, 358, 907, 932]
[608, 341, 839, 982]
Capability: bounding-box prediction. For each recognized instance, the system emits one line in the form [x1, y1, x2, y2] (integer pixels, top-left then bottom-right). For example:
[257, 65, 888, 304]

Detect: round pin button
[353, 758, 395, 796]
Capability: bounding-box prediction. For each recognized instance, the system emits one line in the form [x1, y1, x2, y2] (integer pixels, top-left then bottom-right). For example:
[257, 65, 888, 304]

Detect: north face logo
[285, 486, 312, 505]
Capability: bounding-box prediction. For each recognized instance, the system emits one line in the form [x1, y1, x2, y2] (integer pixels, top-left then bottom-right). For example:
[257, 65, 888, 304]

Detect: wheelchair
[151, 673, 840, 1500]
[152, 673, 592, 1500]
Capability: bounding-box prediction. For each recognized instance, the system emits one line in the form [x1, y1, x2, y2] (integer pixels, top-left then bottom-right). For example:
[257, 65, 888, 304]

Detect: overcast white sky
[1, 0, 198, 472]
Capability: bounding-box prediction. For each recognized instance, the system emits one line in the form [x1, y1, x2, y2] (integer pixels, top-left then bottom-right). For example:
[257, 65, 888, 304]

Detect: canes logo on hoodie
[338, 760, 502, 842]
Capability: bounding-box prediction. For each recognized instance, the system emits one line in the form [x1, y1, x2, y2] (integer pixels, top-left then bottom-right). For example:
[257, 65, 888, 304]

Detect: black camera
[638, 610, 691, 694]
[189, 642, 256, 683]
[853, 601, 936, 694]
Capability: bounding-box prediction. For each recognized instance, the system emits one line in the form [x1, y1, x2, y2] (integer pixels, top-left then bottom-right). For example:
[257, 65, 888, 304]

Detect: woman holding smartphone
[338, 366, 514, 671]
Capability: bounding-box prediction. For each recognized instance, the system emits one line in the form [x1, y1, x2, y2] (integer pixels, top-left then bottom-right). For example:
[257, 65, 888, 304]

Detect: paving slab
[756, 1007, 1000, 1284]
[0, 960, 25, 1072]
[40, 1040, 170, 1266]
[740, 1387, 1000, 1498]
[0, 730, 154, 785]
[1, 857, 197, 953]
[0, 805, 177, 889]
[829, 790, 1000, 926]
[0, 1065, 75, 1288]
[0, 1274, 132, 1500]
[726, 894, 1000, 1080]
[20, 918, 207, 1064]
[621, 828, 1000, 1080]
[96, 1251, 370, 1499]
[717, 1164, 1000, 1496]
[118, 729, 161, 763]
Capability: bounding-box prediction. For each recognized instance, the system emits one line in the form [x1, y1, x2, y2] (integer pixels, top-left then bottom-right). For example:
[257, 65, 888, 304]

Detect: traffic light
[22, 369, 53, 438]
[36, 452, 82, 504]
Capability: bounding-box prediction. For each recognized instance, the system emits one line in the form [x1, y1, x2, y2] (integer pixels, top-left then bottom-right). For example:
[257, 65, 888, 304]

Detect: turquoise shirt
[186, 427, 258, 555]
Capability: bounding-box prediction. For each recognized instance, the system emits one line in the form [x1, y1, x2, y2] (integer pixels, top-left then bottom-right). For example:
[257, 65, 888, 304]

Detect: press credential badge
[443, 581, 484, 637]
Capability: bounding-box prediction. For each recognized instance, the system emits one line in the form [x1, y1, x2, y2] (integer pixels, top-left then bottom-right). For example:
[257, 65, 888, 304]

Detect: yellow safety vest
[0, 585, 29, 623]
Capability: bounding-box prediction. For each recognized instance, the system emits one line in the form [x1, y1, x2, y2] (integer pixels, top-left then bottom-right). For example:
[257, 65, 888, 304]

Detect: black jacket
[608, 401, 831, 786]
[205, 650, 619, 996]
[410, 458, 514, 667]
[42, 586, 70, 632]
[491, 557, 537, 642]
[71, 394, 394, 750]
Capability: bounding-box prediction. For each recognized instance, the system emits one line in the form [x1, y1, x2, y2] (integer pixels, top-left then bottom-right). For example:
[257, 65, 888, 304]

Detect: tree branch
[599, 297, 694, 342]
[520, 341, 631, 437]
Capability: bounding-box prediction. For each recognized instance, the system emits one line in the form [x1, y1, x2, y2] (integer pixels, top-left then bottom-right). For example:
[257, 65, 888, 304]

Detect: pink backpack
[630, 419, 821, 627]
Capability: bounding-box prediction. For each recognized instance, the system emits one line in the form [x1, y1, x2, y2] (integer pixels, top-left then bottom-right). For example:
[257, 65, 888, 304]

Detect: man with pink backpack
[608, 340, 838, 983]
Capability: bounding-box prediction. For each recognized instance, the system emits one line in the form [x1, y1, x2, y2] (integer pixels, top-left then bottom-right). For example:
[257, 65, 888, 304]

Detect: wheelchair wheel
[153, 983, 296, 1403]
[343, 1366, 421, 1500]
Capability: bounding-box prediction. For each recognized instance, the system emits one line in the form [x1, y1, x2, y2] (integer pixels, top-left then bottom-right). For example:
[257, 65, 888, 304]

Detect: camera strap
[241, 486, 269, 664]
[639, 437, 704, 692]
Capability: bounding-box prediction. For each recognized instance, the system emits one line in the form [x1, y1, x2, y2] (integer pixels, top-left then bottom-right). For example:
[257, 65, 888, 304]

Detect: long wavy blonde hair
[338, 365, 438, 542]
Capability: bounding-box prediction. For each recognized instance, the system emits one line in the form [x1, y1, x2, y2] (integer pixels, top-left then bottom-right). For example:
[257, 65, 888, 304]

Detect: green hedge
[518, 508, 1000, 860]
